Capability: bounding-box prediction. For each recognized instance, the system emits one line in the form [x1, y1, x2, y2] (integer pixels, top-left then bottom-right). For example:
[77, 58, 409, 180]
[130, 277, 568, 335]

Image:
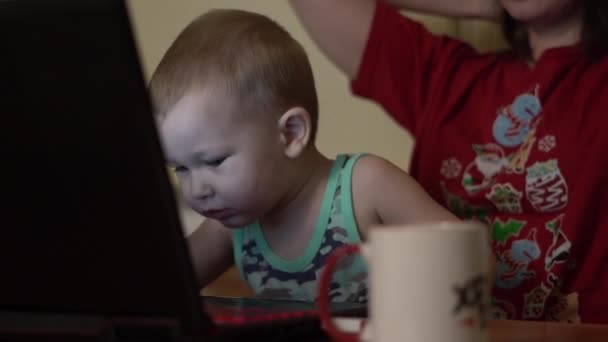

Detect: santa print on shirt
[438, 85, 578, 322]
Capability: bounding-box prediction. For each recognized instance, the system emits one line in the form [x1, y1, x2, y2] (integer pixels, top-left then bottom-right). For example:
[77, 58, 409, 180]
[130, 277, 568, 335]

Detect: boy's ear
[277, 107, 311, 159]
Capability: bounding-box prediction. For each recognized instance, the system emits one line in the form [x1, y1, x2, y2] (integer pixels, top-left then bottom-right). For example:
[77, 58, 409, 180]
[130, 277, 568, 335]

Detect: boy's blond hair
[149, 9, 319, 140]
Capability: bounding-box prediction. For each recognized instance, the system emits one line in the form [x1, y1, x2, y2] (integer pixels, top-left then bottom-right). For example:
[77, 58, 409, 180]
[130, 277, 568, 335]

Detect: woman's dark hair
[502, 0, 608, 60]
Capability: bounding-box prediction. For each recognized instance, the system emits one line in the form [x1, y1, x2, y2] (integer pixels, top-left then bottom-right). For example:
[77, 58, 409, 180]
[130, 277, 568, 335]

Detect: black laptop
[0, 0, 364, 340]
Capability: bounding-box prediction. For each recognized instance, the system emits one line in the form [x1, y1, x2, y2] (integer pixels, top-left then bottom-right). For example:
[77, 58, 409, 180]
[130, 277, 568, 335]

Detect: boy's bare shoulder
[351, 153, 457, 225]
[348, 154, 414, 233]
[351, 154, 410, 184]
[350, 153, 423, 202]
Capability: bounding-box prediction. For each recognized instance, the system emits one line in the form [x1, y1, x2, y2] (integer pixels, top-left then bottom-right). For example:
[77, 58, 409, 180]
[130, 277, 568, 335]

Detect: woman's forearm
[383, 0, 501, 20]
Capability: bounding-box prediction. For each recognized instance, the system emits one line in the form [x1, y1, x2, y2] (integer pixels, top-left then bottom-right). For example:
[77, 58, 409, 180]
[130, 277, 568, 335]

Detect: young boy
[149, 9, 457, 303]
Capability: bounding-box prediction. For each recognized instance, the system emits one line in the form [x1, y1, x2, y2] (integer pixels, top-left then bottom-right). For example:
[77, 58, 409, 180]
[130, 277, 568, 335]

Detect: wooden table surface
[307, 319, 608, 341]
[489, 319, 608, 342]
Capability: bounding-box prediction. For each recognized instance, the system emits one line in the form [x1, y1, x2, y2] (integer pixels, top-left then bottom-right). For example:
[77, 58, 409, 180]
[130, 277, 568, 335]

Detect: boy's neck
[527, 9, 583, 62]
[262, 147, 332, 232]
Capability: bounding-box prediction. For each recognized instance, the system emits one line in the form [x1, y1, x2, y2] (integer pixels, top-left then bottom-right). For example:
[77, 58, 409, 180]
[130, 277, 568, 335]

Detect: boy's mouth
[202, 208, 234, 220]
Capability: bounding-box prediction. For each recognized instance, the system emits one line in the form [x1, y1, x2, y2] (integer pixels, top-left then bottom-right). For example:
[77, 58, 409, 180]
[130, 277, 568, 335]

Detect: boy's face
[159, 87, 287, 228]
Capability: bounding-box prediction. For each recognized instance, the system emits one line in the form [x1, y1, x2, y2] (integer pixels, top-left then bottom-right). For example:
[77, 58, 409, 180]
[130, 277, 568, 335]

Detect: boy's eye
[173, 165, 188, 173]
[205, 156, 226, 167]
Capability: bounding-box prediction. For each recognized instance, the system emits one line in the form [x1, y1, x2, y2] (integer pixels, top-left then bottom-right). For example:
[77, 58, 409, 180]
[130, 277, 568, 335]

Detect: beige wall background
[126, 0, 506, 233]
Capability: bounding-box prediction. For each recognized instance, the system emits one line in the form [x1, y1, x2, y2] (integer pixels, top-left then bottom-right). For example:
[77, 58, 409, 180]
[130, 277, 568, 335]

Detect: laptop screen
[1, 0, 211, 335]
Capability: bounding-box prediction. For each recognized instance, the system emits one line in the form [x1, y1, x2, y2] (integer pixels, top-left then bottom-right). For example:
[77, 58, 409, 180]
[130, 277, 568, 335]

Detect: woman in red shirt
[290, 0, 608, 323]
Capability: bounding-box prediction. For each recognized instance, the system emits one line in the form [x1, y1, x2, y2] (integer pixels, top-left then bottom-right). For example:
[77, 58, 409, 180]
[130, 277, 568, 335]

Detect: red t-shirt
[352, 2, 608, 323]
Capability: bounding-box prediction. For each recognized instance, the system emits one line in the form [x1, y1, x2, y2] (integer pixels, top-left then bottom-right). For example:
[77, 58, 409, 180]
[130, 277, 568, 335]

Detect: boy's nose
[194, 182, 214, 199]
[190, 172, 214, 199]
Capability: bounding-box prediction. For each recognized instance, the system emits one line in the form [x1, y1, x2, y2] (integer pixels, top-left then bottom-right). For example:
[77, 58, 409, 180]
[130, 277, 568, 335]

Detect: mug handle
[316, 244, 365, 342]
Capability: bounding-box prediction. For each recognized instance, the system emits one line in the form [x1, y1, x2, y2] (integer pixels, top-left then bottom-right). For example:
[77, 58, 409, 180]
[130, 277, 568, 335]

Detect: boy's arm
[187, 218, 234, 289]
[351, 155, 459, 237]
[288, 0, 500, 79]
[352, 155, 498, 280]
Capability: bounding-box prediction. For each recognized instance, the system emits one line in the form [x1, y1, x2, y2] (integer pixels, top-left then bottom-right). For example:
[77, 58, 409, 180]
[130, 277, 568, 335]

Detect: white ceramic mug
[317, 221, 490, 342]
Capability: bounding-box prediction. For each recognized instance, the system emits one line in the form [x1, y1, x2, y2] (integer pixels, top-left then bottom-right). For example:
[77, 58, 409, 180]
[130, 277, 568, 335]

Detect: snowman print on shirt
[493, 86, 542, 147]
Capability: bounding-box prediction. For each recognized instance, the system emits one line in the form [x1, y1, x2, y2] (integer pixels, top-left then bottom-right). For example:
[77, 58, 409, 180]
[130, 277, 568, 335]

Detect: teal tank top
[232, 154, 368, 303]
